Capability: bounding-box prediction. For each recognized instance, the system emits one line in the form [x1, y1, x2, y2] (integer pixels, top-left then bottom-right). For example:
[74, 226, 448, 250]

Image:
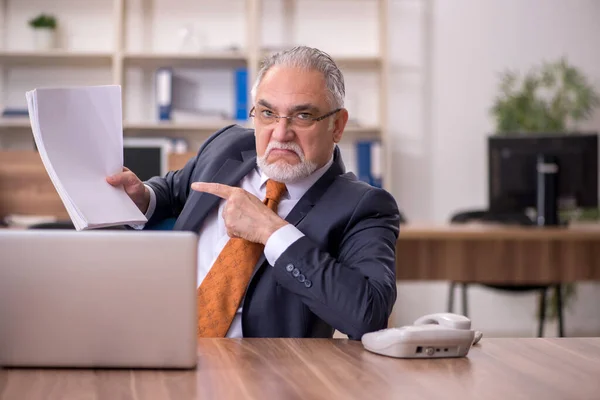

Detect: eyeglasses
[249, 106, 341, 128]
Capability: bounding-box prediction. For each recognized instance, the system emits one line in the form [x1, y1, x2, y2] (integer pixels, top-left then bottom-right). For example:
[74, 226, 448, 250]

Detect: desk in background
[1, 338, 599, 399]
[3, 150, 600, 285]
[397, 224, 600, 284]
[0, 150, 196, 220]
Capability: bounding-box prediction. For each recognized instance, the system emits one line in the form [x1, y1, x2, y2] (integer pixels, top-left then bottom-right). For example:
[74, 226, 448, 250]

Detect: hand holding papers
[25, 85, 148, 231]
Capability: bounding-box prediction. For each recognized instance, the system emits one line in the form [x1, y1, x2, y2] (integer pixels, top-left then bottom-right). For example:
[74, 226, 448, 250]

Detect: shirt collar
[259, 156, 334, 200]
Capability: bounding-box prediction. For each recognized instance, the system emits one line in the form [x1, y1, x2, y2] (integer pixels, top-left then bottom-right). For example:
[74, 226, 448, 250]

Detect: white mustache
[265, 142, 304, 160]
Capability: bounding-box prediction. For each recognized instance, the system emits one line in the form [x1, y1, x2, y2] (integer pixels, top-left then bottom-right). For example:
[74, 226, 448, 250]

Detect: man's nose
[271, 117, 294, 141]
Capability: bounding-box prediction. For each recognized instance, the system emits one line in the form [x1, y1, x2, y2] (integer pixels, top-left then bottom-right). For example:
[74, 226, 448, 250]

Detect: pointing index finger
[191, 182, 234, 199]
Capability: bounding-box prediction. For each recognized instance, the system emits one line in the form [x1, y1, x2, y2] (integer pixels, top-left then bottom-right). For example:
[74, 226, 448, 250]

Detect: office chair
[447, 209, 564, 337]
[398, 210, 408, 225]
[145, 217, 177, 230]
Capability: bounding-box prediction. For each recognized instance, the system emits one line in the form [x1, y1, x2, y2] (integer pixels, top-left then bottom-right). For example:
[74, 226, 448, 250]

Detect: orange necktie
[196, 179, 287, 338]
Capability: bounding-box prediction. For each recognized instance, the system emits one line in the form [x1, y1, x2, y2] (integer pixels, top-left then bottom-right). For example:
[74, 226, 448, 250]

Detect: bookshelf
[0, 0, 391, 191]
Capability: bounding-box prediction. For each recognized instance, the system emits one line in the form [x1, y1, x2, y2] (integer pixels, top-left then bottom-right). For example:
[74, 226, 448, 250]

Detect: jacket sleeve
[143, 125, 232, 225]
[272, 187, 400, 340]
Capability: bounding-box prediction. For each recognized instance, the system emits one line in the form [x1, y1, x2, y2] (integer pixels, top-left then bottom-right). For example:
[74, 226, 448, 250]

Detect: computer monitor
[123, 137, 171, 181]
[488, 133, 598, 226]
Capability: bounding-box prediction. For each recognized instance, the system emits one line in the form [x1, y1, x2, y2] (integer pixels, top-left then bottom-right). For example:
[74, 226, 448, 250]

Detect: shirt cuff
[144, 184, 157, 219]
[264, 224, 305, 266]
[129, 184, 156, 230]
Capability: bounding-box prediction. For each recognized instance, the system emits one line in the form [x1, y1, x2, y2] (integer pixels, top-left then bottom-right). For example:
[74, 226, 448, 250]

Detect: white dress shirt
[143, 157, 333, 337]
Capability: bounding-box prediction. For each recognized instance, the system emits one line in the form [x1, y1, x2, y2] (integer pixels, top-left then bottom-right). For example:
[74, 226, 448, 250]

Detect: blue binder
[235, 68, 248, 121]
[155, 67, 173, 121]
[356, 140, 382, 188]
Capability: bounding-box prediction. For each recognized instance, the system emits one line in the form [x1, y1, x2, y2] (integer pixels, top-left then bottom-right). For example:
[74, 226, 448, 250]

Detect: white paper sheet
[26, 85, 148, 231]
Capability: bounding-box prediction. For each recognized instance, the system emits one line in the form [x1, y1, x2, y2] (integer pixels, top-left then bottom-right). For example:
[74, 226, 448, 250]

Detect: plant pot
[32, 28, 56, 51]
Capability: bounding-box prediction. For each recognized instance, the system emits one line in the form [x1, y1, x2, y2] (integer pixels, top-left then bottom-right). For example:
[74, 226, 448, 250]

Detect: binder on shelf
[356, 140, 382, 188]
[235, 67, 248, 121]
[155, 67, 173, 121]
[2, 108, 29, 117]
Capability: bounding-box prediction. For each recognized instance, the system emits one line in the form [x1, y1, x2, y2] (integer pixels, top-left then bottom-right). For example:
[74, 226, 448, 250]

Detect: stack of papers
[25, 85, 148, 231]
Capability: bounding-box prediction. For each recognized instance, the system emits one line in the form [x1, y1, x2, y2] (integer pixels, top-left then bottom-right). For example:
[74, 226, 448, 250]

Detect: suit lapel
[175, 154, 257, 232]
[284, 146, 345, 228]
[284, 160, 343, 227]
[250, 147, 345, 274]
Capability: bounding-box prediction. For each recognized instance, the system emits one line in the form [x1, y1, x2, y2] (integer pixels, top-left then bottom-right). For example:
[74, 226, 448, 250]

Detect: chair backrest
[145, 217, 177, 231]
[399, 210, 408, 225]
[450, 209, 534, 226]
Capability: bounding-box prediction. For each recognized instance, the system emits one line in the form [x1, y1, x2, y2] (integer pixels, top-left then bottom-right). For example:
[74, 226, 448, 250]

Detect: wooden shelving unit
[0, 50, 114, 66]
[0, 0, 391, 191]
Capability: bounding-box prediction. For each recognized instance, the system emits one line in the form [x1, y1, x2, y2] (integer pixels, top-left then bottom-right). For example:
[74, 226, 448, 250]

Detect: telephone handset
[361, 313, 483, 359]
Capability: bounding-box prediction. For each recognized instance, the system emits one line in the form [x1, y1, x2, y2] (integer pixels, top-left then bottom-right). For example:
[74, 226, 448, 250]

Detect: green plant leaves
[28, 13, 57, 29]
[491, 57, 600, 134]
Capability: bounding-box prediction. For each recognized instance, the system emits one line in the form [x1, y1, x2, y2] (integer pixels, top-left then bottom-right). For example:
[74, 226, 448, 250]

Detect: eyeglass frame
[248, 106, 342, 126]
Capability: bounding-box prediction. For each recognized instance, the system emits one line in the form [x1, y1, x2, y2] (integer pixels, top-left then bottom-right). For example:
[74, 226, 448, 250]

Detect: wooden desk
[397, 224, 600, 284]
[1, 338, 599, 399]
[0, 150, 196, 220]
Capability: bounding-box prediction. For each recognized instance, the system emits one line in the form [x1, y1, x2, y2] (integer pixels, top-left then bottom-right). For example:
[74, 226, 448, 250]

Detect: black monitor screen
[123, 147, 162, 182]
[488, 133, 598, 213]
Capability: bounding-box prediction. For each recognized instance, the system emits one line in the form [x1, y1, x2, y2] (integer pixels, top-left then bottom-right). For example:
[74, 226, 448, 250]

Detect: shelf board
[123, 52, 248, 69]
[334, 55, 382, 69]
[1, 119, 379, 137]
[0, 50, 113, 67]
[260, 49, 381, 69]
[124, 121, 380, 140]
[123, 120, 245, 133]
[344, 124, 381, 139]
[0, 118, 30, 129]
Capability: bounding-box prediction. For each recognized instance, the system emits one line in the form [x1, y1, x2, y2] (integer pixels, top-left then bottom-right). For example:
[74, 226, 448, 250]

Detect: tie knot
[265, 179, 287, 203]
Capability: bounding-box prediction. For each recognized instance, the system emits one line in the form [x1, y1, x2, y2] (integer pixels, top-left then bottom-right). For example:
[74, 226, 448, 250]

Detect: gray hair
[250, 46, 345, 109]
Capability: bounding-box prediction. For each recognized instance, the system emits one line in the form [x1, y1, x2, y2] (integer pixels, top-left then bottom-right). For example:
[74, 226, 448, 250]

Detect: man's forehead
[262, 65, 324, 83]
[256, 82, 328, 110]
[258, 66, 326, 92]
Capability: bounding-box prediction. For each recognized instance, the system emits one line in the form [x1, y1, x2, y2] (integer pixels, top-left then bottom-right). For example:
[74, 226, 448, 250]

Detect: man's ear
[332, 108, 349, 143]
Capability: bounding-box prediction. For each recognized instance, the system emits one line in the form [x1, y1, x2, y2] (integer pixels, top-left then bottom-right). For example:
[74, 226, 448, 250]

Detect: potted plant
[491, 57, 600, 134]
[28, 13, 58, 51]
[490, 57, 600, 327]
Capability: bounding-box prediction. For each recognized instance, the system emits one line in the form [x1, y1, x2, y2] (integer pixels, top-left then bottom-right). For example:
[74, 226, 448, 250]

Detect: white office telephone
[361, 313, 483, 359]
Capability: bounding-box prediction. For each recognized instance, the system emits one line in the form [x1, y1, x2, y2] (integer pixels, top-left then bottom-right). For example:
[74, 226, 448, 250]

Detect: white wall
[390, 0, 600, 336]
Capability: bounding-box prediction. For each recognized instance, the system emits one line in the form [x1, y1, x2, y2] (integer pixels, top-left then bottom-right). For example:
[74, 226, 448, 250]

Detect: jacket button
[304, 280, 312, 288]
[298, 274, 306, 283]
[292, 268, 300, 277]
[286, 264, 294, 272]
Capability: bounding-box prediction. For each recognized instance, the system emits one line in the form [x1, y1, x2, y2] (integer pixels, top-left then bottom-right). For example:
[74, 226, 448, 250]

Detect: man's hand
[191, 182, 288, 244]
[106, 167, 150, 213]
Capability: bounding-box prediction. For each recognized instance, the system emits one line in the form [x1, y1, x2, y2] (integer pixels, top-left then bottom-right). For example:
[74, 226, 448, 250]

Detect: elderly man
[107, 46, 400, 340]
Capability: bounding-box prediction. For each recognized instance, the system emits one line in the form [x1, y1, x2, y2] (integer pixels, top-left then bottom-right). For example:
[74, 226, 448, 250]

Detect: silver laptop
[0, 229, 198, 369]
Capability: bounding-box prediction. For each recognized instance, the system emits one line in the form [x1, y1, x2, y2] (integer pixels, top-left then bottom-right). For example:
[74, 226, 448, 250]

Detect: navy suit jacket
[145, 124, 400, 340]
